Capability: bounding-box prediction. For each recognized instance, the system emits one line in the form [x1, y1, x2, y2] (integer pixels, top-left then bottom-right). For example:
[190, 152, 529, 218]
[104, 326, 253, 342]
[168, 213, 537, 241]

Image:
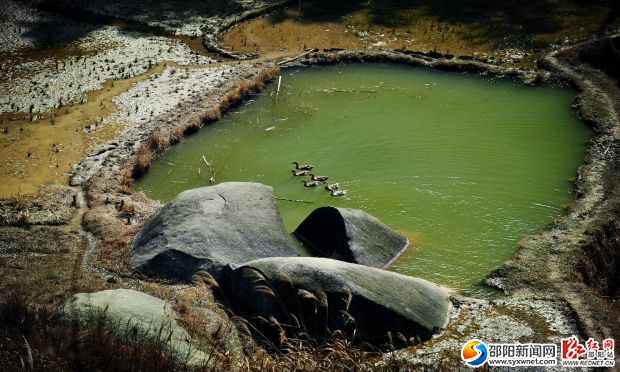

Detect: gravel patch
[0, 26, 215, 115]
[109, 65, 242, 125]
[406, 298, 582, 370]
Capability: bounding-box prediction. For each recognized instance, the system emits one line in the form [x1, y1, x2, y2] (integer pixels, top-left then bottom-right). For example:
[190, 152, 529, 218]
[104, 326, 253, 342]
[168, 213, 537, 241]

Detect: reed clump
[146, 130, 170, 152]
[131, 145, 153, 178]
[169, 125, 185, 145]
[0, 282, 459, 370]
[202, 106, 222, 123]
[0, 291, 188, 370]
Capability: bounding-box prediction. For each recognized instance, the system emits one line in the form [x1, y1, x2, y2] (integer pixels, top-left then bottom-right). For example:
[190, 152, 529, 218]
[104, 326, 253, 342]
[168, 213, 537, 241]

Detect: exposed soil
[222, 0, 620, 65]
[0, 65, 163, 196]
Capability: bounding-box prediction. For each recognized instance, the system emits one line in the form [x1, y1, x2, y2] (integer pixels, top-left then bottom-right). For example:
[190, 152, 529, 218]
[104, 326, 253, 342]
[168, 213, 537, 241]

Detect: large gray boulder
[131, 183, 298, 281]
[293, 207, 408, 268]
[220, 257, 452, 348]
[57, 289, 215, 366]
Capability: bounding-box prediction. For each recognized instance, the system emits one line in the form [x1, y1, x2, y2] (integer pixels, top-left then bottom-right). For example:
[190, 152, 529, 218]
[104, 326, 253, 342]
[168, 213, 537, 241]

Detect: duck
[291, 169, 310, 176]
[309, 173, 328, 182]
[330, 189, 347, 197]
[301, 180, 319, 187]
[324, 182, 340, 191]
[292, 161, 314, 171]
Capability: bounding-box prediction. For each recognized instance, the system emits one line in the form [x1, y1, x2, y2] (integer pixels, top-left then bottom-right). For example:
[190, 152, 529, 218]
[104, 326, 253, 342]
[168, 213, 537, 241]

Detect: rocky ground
[108, 64, 243, 126]
[0, 0, 268, 197]
[39, 0, 283, 37]
[1, 25, 214, 115]
[408, 298, 582, 369]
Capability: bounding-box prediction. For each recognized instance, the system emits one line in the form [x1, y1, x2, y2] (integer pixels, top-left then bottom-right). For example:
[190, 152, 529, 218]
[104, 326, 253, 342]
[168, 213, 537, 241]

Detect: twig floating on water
[319, 88, 377, 94]
[275, 196, 313, 204]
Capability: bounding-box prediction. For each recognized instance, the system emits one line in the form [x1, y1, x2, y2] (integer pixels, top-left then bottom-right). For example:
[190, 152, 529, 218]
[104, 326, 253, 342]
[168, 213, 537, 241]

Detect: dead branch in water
[202, 155, 214, 171]
[275, 197, 312, 204]
[319, 88, 377, 94]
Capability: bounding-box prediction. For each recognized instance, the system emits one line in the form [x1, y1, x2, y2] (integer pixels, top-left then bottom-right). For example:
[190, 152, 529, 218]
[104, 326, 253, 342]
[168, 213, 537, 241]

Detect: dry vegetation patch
[223, 0, 620, 64]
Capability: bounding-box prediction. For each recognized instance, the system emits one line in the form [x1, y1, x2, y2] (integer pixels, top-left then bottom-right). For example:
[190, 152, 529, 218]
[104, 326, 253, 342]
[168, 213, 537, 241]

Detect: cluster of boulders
[60, 182, 452, 361]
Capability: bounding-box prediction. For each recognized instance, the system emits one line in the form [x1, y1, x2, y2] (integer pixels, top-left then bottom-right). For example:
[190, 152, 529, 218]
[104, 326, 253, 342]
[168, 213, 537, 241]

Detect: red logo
[561, 336, 587, 359]
[585, 338, 599, 350]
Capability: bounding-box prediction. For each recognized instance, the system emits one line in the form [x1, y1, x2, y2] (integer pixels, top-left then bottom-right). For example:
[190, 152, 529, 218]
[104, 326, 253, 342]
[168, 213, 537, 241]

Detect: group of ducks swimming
[291, 161, 347, 197]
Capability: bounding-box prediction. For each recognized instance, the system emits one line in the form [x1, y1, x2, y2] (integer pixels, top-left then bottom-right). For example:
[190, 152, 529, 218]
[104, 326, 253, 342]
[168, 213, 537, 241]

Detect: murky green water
[137, 63, 592, 296]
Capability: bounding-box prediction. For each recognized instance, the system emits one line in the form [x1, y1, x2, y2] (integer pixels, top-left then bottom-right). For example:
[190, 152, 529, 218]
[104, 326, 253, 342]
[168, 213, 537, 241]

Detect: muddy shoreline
[1, 19, 619, 365]
[487, 33, 620, 343]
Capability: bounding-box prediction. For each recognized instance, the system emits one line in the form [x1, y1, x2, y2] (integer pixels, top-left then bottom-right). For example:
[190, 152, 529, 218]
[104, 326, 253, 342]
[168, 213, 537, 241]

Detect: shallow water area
[137, 63, 592, 297]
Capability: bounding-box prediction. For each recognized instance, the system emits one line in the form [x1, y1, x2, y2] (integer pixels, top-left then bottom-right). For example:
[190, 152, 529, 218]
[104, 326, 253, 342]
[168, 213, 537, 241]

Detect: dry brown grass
[219, 65, 280, 111]
[0, 290, 457, 371]
[124, 65, 279, 184]
[223, 0, 619, 66]
[201, 106, 222, 123]
[116, 185, 133, 195]
[240, 331, 461, 371]
[131, 145, 153, 178]
[121, 169, 133, 186]
[81, 207, 133, 276]
[0, 292, 206, 370]
[146, 130, 170, 152]
[116, 199, 136, 215]
[142, 282, 176, 301]
[0, 224, 104, 304]
[169, 125, 185, 145]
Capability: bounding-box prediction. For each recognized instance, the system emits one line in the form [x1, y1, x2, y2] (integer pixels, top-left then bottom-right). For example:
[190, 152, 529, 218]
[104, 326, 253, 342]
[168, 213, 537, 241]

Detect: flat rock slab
[221, 257, 452, 348]
[58, 289, 208, 366]
[131, 182, 298, 281]
[294, 206, 408, 268]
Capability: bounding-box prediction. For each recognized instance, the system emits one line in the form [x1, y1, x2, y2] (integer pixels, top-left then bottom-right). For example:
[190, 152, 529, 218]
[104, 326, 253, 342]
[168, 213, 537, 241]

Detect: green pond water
[136, 63, 592, 297]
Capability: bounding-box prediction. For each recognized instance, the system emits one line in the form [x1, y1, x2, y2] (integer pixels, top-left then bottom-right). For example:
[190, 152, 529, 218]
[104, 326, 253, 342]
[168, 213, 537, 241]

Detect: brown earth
[0, 64, 165, 197]
[222, 0, 620, 63]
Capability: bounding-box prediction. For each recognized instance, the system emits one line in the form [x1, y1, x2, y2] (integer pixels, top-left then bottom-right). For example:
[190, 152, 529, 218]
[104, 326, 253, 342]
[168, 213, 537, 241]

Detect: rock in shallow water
[131, 183, 298, 281]
[294, 206, 408, 268]
[220, 257, 452, 348]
